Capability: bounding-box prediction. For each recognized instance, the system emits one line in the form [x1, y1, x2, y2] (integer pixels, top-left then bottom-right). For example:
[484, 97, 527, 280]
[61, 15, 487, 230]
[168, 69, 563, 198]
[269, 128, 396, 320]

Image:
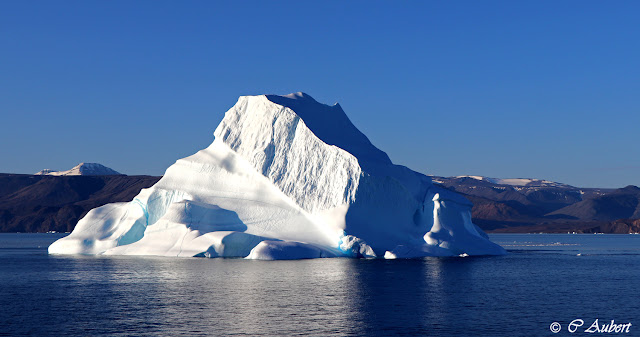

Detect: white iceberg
[49, 92, 506, 259]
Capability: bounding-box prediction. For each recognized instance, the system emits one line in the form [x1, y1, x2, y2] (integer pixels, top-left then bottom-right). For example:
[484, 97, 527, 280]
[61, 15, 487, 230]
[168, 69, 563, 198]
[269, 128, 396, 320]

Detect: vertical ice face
[49, 92, 506, 259]
[213, 95, 365, 213]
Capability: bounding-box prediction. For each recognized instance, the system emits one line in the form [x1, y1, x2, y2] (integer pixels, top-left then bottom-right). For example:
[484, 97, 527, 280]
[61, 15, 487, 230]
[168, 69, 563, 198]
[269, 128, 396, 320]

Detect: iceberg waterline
[49, 92, 506, 259]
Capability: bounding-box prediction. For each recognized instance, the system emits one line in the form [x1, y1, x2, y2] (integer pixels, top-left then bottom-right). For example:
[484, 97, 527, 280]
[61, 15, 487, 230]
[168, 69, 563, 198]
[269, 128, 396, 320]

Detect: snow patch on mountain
[36, 163, 122, 176]
[453, 175, 573, 188]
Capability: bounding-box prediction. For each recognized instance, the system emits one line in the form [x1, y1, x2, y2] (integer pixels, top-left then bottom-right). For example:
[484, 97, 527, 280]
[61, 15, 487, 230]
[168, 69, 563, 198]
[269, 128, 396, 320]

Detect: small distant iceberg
[49, 93, 506, 260]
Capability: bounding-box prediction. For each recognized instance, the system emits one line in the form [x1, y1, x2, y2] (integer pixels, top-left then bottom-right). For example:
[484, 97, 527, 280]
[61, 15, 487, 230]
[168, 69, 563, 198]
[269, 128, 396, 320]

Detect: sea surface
[1, 233, 639, 336]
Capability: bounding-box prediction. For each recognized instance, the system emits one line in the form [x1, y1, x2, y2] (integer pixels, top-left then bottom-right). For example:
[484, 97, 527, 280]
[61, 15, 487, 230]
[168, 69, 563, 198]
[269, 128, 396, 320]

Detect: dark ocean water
[1, 233, 639, 336]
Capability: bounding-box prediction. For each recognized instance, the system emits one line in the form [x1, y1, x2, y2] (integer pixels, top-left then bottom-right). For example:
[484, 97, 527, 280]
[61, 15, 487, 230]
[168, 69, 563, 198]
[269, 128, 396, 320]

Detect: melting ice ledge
[49, 93, 506, 260]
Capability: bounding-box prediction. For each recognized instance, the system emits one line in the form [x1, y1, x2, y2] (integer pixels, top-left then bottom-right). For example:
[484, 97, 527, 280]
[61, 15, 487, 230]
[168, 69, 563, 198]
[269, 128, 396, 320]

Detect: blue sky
[1, 1, 639, 188]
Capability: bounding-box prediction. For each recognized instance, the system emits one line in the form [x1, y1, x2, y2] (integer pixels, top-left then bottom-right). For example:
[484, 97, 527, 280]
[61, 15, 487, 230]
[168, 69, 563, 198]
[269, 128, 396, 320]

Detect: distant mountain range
[1, 166, 638, 233]
[432, 175, 640, 233]
[0, 163, 159, 232]
[437, 175, 575, 188]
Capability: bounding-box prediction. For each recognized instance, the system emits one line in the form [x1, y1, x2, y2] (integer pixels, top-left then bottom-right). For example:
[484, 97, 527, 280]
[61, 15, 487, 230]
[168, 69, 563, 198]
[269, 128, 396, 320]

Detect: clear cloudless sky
[1, 0, 639, 188]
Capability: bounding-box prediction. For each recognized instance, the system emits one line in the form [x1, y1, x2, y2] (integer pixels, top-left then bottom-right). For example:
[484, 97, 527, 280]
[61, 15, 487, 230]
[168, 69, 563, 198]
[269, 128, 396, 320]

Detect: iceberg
[49, 92, 506, 259]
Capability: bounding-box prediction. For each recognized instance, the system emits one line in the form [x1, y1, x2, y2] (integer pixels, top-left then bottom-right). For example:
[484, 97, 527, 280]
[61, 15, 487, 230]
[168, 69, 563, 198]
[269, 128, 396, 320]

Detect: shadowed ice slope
[50, 93, 505, 259]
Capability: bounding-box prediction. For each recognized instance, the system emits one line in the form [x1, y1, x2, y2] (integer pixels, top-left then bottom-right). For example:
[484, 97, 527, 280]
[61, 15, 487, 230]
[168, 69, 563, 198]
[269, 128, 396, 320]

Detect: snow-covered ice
[49, 92, 506, 259]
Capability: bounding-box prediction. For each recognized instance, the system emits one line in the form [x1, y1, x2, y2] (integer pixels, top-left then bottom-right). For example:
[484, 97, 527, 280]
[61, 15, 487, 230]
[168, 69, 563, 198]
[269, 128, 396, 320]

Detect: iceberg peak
[279, 91, 315, 101]
[264, 92, 391, 164]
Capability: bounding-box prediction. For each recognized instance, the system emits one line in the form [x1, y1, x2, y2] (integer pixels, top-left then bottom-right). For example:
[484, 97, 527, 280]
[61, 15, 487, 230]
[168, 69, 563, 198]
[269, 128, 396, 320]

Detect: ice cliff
[49, 92, 506, 259]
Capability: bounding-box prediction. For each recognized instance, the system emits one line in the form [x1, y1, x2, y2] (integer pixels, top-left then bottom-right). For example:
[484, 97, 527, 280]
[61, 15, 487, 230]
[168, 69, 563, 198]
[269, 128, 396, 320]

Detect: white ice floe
[49, 92, 506, 259]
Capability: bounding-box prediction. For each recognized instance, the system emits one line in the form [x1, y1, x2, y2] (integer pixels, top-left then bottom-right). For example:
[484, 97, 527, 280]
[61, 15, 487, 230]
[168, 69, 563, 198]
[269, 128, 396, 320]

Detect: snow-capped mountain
[49, 92, 505, 259]
[431, 175, 575, 188]
[429, 173, 624, 232]
[36, 163, 122, 176]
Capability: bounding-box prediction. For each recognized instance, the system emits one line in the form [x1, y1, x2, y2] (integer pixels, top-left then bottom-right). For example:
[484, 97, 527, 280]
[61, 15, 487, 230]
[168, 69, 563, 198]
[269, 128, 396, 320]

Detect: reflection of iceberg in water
[142, 258, 360, 336]
[343, 259, 432, 335]
[49, 93, 505, 259]
[343, 258, 480, 335]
